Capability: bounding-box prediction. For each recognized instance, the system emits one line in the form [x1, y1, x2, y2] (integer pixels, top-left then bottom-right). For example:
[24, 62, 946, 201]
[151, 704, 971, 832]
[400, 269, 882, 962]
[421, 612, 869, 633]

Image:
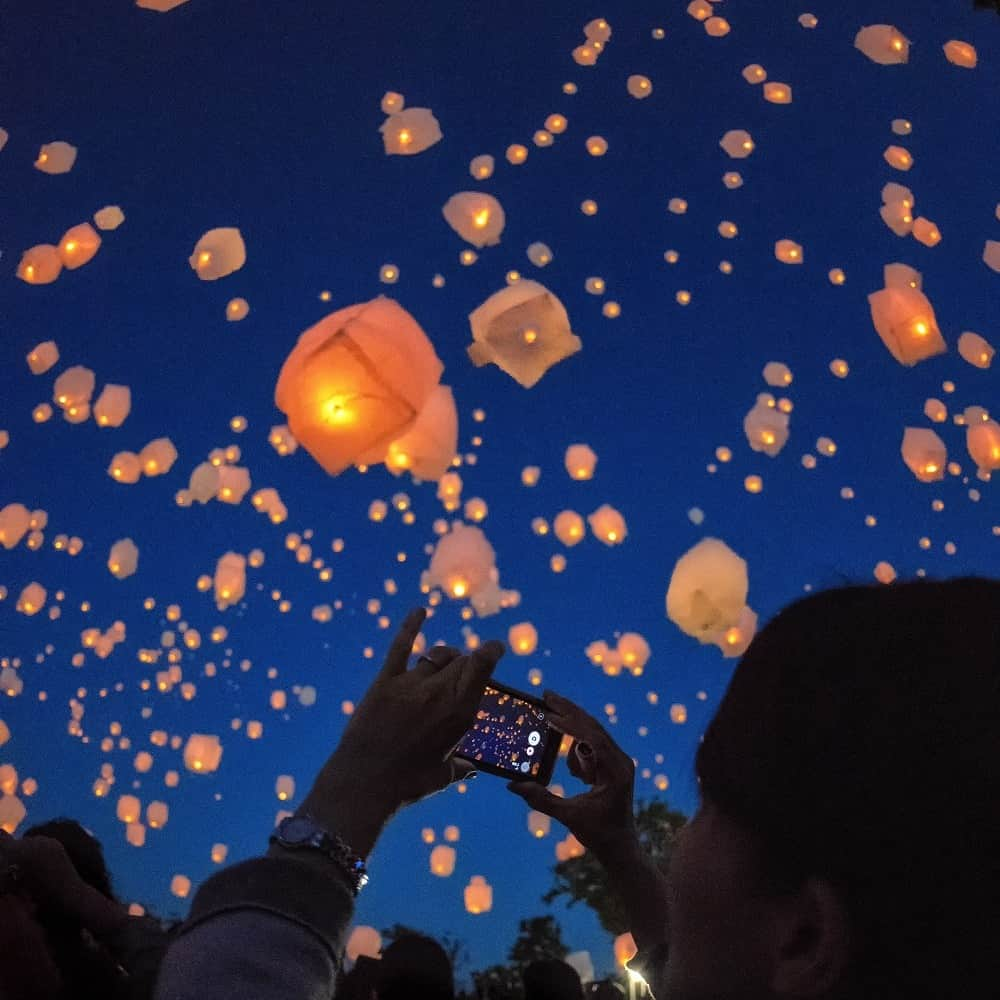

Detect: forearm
[595, 834, 670, 956]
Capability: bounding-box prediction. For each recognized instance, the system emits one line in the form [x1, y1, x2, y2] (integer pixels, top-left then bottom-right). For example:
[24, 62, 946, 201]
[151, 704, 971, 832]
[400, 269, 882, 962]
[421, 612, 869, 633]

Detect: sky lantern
[614, 932, 637, 967]
[426, 523, 496, 601]
[588, 504, 626, 545]
[874, 562, 897, 585]
[380, 108, 442, 155]
[0, 721, 8, 747]
[668, 198, 688, 214]
[467, 280, 581, 389]
[799, 13, 818, 28]
[720, 130, 754, 158]
[553, 510, 585, 546]
[884, 262, 921, 289]
[226, 298, 250, 321]
[666, 538, 749, 643]
[117, 794, 141, 824]
[742, 64, 766, 83]
[774, 239, 803, 264]
[527, 810, 551, 838]
[0, 504, 31, 549]
[137, 0, 192, 10]
[444, 825, 460, 842]
[108, 451, 142, 483]
[967, 420, 1000, 471]
[93, 384, 131, 427]
[854, 25, 909, 65]
[94, 205, 125, 230]
[912, 218, 941, 248]
[0, 768, 18, 797]
[139, 437, 178, 476]
[985, 241, 1000, 273]
[275, 775, 295, 801]
[627, 75, 652, 98]
[564, 443, 597, 480]
[762, 362, 792, 387]
[346, 926, 382, 962]
[211, 844, 228, 864]
[17, 245, 63, 285]
[26, 341, 59, 375]
[508, 622, 538, 655]
[526, 242, 552, 267]
[617, 632, 650, 674]
[34, 140, 77, 174]
[469, 154, 494, 180]
[58, 223, 102, 269]
[275, 297, 443, 476]
[183, 734, 223, 773]
[377, 385, 458, 481]
[868, 281, 946, 366]
[217, 466, 251, 504]
[744, 394, 790, 457]
[943, 40, 977, 68]
[880, 201, 913, 237]
[704, 16, 730, 37]
[0, 795, 26, 835]
[522, 466, 540, 487]
[957, 331, 994, 369]
[924, 398, 947, 422]
[884, 146, 913, 171]
[430, 844, 456, 876]
[380, 91, 404, 114]
[763, 82, 792, 104]
[214, 552, 247, 610]
[188, 463, 219, 503]
[901, 428, 946, 482]
[17, 582, 47, 616]
[189, 228, 246, 280]
[146, 801, 169, 829]
[170, 875, 191, 899]
[464, 876, 493, 914]
[713, 605, 758, 658]
[442, 192, 505, 248]
[108, 538, 139, 580]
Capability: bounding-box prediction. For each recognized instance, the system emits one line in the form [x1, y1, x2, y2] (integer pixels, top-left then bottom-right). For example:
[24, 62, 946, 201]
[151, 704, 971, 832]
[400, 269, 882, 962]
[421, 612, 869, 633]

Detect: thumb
[507, 781, 569, 822]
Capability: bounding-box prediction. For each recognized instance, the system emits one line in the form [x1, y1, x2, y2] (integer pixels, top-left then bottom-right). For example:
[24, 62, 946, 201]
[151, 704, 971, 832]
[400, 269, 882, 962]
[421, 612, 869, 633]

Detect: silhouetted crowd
[2, 579, 998, 1000]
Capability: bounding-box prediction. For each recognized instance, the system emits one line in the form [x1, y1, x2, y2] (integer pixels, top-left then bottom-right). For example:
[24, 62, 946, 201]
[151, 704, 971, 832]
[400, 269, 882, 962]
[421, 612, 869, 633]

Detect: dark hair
[696, 577, 1000, 1000]
[377, 933, 453, 1000]
[24, 818, 115, 899]
[522, 958, 583, 1000]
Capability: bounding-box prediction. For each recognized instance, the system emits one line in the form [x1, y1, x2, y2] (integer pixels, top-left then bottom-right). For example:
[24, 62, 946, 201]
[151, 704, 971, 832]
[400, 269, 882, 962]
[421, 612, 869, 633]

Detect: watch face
[280, 816, 315, 843]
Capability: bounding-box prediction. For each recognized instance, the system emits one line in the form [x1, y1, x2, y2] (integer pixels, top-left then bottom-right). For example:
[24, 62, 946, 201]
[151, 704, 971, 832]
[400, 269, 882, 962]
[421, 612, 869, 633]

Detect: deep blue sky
[1, 0, 999, 979]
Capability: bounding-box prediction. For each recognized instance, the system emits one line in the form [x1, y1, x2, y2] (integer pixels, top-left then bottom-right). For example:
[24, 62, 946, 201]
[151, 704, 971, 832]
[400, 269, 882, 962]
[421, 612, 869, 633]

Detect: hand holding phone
[452, 679, 560, 785]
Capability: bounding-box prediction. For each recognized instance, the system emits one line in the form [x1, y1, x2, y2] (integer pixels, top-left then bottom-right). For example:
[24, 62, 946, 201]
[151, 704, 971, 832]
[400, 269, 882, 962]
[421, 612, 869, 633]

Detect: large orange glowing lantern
[867, 285, 946, 366]
[275, 297, 443, 476]
[900, 428, 946, 483]
[442, 192, 506, 248]
[666, 538, 748, 643]
[967, 419, 1000, 472]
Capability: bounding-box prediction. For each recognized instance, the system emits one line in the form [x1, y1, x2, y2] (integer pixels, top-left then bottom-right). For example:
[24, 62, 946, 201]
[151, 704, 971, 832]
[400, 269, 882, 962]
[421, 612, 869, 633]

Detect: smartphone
[452, 679, 560, 784]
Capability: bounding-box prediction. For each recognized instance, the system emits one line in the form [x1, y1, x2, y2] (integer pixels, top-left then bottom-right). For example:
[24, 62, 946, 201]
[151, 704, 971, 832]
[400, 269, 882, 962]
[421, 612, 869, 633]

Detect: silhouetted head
[377, 933, 453, 1000]
[24, 818, 115, 900]
[666, 578, 1000, 1000]
[523, 958, 583, 1000]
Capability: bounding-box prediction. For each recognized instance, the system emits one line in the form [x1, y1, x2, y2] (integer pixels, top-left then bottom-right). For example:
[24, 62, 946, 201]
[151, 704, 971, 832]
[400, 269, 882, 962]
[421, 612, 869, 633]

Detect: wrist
[298, 782, 394, 859]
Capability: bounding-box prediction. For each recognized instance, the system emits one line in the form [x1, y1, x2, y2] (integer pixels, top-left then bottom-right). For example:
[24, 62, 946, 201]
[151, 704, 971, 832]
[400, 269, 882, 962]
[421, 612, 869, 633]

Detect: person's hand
[300, 608, 505, 855]
[0, 831, 86, 912]
[507, 690, 637, 858]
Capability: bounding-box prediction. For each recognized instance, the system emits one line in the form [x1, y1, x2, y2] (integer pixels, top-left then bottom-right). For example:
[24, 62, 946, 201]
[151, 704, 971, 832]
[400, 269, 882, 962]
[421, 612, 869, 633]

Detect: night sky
[2, 0, 999, 979]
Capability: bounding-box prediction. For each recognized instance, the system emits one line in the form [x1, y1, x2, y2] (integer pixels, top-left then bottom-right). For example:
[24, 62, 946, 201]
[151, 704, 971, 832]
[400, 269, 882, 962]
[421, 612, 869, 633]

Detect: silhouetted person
[523, 958, 583, 1000]
[377, 933, 454, 1000]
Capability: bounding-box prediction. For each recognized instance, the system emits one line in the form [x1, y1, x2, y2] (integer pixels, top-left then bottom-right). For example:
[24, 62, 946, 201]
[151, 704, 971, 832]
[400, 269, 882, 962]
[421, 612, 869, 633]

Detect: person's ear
[770, 877, 852, 997]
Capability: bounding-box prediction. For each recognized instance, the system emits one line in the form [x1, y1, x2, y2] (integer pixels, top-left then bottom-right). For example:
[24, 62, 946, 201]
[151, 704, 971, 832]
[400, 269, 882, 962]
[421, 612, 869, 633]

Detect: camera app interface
[455, 685, 551, 778]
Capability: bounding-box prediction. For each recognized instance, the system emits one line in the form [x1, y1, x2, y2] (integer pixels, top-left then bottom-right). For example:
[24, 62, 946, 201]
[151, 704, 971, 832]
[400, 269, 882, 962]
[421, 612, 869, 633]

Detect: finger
[443, 639, 505, 708]
[507, 781, 574, 824]
[379, 608, 427, 680]
[411, 644, 461, 678]
[544, 691, 614, 748]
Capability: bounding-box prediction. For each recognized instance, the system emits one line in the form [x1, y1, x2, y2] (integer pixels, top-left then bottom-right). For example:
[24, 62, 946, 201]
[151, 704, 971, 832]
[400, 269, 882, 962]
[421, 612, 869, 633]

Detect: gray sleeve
[155, 910, 338, 1000]
[153, 852, 354, 1000]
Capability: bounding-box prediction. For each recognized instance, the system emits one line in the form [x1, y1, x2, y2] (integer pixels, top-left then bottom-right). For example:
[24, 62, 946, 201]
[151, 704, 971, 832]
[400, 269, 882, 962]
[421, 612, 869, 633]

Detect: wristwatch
[270, 815, 369, 895]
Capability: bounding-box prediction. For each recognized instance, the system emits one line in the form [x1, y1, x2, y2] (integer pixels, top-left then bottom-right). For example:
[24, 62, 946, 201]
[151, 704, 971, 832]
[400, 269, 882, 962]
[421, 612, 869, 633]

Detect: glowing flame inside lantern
[473, 208, 490, 228]
[320, 395, 356, 426]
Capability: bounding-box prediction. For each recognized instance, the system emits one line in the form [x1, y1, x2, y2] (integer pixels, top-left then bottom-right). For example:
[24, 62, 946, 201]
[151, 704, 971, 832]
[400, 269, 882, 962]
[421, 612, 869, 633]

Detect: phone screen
[453, 682, 558, 783]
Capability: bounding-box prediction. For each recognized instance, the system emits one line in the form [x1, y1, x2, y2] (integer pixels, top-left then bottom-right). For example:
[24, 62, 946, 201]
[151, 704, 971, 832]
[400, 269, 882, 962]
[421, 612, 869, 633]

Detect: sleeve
[100, 915, 171, 1000]
[154, 852, 355, 1000]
